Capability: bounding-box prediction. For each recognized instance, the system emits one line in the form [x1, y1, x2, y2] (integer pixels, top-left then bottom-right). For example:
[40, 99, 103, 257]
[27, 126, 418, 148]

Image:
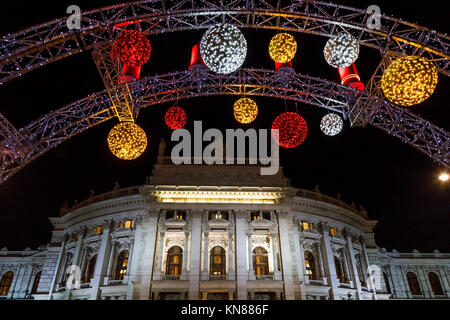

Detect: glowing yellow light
[381, 56, 438, 107]
[107, 122, 147, 160]
[154, 190, 281, 204]
[439, 173, 449, 182]
[269, 33, 297, 63]
[233, 97, 258, 124]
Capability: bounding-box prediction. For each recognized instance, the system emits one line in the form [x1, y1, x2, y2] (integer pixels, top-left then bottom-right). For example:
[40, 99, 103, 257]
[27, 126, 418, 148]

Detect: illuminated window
[166, 246, 183, 277]
[304, 251, 317, 280]
[124, 220, 134, 229]
[176, 211, 186, 220]
[209, 211, 229, 220]
[84, 255, 97, 283]
[210, 246, 226, 276]
[301, 222, 315, 231]
[115, 250, 129, 280]
[93, 225, 103, 235]
[72, 233, 79, 241]
[31, 271, 42, 294]
[251, 211, 261, 221]
[329, 227, 338, 236]
[428, 272, 444, 296]
[253, 247, 269, 276]
[0, 271, 14, 296]
[407, 272, 422, 295]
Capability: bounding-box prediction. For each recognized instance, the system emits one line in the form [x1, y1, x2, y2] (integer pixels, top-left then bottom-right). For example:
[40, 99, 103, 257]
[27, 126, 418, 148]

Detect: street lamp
[438, 172, 449, 182]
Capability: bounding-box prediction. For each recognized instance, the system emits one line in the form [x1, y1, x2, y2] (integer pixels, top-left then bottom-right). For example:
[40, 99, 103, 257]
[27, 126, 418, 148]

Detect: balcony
[209, 275, 227, 280]
[161, 275, 181, 280]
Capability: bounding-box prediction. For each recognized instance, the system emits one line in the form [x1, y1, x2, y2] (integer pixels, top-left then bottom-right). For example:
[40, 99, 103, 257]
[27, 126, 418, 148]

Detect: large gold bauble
[381, 56, 438, 106]
[269, 33, 297, 63]
[233, 97, 258, 124]
[107, 122, 147, 160]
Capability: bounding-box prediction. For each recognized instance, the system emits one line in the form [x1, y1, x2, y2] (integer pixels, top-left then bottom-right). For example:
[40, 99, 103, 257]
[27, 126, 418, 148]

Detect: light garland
[233, 97, 258, 124]
[269, 33, 297, 63]
[323, 32, 359, 68]
[113, 30, 151, 67]
[107, 122, 147, 160]
[271, 112, 307, 148]
[165, 106, 187, 129]
[381, 55, 438, 106]
[200, 24, 247, 74]
[320, 113, 343, 136]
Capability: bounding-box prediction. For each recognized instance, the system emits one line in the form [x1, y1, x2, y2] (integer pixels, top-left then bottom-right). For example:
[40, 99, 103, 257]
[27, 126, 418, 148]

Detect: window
[31, 271, 42, 294]
[210, 246, 226, 276]
[262, 211, 271, 221]
[383, 272, 391, 294]
[254, 292, 277, 300]
[61, 252, 73, 286]
[84, 255, 97, 283]
[406, 272, 422, 295]
[356, 255, 366, 286]
[253, 247, 269, 276]
[207, 292, 229, 300]
[176, 211, 186, 220]
[301, 222, 315, 231]
[428, 272, 444, 296]
[209, 211, 229, 220]
[124, 220, 134, 229]
[304, 251, 317, 280]
[165, 210, 175, 220]
[251, 211, 261, 221]
[93, 225, 103, 235]
[0, 271, 14, 296]
[166, 246, 183, 277]
[115, 250, 129, 280]
[329, 227, 338, 236]
[71, 233, 79, 241]
[334, 256, 344, 283]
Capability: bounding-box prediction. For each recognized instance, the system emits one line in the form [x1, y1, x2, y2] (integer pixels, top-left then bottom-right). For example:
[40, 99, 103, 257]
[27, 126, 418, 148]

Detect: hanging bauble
[107, 122, 147, 160]
[381, 55, 438, 106]
[114, 30, 151, 67]
[320, 113, 343, 136]
[323, 32, 359, 68]
[165, 106, 187, 129]
[200, 24, 247, 74]
[271, 112, 307, 148]
[233, 97, 258, 124]
[269, 33, 297, 63]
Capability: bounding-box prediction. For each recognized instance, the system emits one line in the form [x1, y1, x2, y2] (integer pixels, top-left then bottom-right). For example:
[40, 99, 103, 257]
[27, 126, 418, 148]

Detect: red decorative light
[189, 43, 206, 70]
[165, 106, 187, 129]
[271, 112, 307, 148]
[337, 63, 364, 91]
[114, 30, 151, 67]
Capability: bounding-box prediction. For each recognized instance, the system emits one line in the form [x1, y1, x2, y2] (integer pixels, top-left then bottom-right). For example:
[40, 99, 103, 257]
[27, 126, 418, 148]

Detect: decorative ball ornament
[200, 24, 247, 74]
[165, 106, 187, 129]
[114, 30, 151, 67]
[381, 56, 438, 106]
[323, 32, 359, 68]
[320, 113, 343, 136]
[271, 112, 308, 148]
[233, 97, 258, 124]
[269, 33, 297, 63]
[107, 122, 147, 160]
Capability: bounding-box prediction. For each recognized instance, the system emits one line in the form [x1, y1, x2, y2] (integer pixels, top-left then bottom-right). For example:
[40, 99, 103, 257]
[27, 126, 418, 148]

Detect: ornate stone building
[1, 154, 449, 300]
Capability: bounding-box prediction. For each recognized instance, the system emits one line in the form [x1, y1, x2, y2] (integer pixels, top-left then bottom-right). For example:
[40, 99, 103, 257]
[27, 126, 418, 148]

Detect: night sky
[0, 0, 448, 253]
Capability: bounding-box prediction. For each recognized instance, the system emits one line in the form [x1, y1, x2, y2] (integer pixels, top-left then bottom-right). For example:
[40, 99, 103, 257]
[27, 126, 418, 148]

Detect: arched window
[210, 246, 226, 276]
[428, 272, 444, 296]
[253, 247, 269, 276]
[84, 255, 97, 283]
[0, 271, 14, 296]
[31, 271, 42, 294]
[304, 251, 317, 280]
[334, 256, 344, 283]
[166, 246, 183, 276]
[406, 272, 422, 295]
[383, 272, 391, 294]
[115, 250, 129, 280]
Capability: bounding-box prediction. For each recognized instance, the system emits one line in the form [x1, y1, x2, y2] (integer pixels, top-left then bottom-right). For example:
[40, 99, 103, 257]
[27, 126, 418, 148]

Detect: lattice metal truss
[0, 68, 448, 185]
[92, 43, 136, 123]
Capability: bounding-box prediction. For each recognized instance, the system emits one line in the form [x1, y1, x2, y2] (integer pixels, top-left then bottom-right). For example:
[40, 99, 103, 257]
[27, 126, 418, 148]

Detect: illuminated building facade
[1, 149, 449, 300]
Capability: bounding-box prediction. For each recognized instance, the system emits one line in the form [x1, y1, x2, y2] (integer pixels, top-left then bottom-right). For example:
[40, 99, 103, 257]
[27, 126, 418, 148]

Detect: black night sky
[0, 0, 448, 253]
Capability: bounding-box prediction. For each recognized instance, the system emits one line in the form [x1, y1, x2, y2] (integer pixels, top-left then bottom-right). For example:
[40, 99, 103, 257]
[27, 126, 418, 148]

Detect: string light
[323, 32, 359, 68]
[381, 55, 438, 106]
[271, 112, 307, 148]
[269, 33, 297, 63]
[165, 106, 187, 129]
[113, 30, 151, 67]
[233, 97, 258, 124]
[320, 113, 343, 136]
[107, 122, 147, 160]
[200, 24, 247, 74]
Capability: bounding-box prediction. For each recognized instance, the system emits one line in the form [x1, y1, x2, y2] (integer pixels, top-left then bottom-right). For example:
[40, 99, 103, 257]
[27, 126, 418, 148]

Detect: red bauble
[114, 30, 151, 67]
[271, 112, 307, 148]
[165, 106, 187, 129]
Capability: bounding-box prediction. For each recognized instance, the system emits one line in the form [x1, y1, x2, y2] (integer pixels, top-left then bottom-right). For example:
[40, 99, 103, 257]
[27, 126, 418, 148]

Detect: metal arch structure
[0, 0, 449, 86]
[0, 68, 448, 185]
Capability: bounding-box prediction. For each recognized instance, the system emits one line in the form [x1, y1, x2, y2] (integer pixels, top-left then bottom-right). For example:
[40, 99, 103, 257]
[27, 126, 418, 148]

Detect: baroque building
[1, 151, 449, 300]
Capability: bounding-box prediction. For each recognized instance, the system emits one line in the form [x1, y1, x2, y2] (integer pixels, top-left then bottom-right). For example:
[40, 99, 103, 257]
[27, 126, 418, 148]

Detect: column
[8, 264, 22, 298]
[277, 211, 295, 300]
[270, 233, 280, 278]
[247, 232, 254, 279]
[319, 222, 338, 299]
[228, 232, 234, 279]
[139, 210, 159, 300]
[53, 245, 67, 291]
[104, 240, 117, 285]
[125, 216, 144, 299]
[437, 265, 450, 295]
[154, 231, 165, 279]
[202, 232, 209, 279]
[417, 266, 432, 298]
[89, 220, 112, 300]
[361, 242, 376, 298]
[316, 243, 327, 284]
[399, 266, 412, 298]
[235, 210, 248, 300]
[182, 231, 189, 280]
[291, 226, 306, 299]
[188, 210, 202, 300]
[345, 231, 362, 299]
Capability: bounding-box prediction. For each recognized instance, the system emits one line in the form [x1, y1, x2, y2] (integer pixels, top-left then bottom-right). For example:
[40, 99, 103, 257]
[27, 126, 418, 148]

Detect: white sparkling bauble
[200, 24, 247, 74]
[320, 113, 343, 136]
[323, 32, 359, 68]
